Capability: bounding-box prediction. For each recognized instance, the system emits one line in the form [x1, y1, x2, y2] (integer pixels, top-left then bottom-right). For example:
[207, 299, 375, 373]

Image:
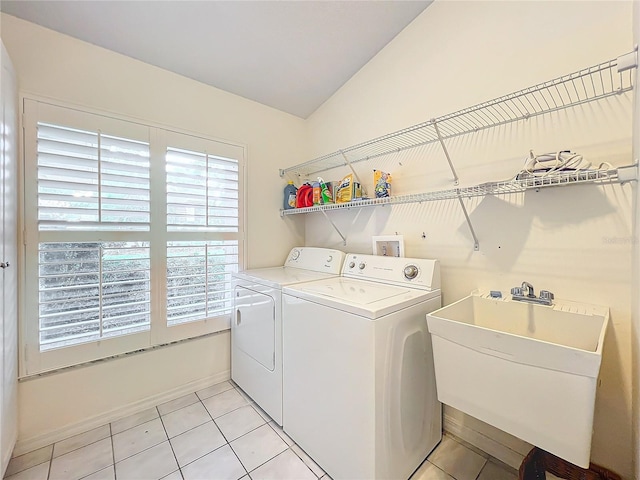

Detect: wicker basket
[519, 448, 621, 480]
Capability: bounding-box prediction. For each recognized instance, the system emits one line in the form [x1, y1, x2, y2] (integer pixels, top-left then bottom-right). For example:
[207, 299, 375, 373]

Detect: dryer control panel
[284, 247, 345, 274]
[342, 253, 440, 291]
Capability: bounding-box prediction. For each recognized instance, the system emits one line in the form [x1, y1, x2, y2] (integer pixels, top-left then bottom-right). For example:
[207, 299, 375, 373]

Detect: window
[22, 99, 245, 375]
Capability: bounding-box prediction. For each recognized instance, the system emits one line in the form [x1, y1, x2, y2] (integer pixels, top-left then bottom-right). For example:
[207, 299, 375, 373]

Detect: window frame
[20, 97, 246, 377]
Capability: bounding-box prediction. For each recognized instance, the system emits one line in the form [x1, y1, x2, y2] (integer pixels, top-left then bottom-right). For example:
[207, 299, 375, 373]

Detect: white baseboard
[444, 412, 531, 470]
[13, 370, 230, 457]
[2, 432, 17, 478]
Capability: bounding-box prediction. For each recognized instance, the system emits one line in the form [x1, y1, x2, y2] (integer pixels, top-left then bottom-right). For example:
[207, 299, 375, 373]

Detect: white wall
[1, 13, 307, 453]
[305, 1, 635, 478]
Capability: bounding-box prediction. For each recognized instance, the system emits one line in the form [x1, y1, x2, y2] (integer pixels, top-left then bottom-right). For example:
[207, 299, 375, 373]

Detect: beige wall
[305, 1, 635, 478]
[15, 333, 230, 456]
[1, 13, 306, 453]
[1, 13, 307, 269]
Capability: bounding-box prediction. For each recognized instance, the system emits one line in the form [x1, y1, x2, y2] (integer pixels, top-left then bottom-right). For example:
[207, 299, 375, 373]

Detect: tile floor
[4, 380, 519, 480]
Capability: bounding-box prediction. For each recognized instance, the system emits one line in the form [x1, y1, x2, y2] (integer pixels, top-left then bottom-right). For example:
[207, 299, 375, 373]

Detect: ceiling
[1, 1, 431, 118]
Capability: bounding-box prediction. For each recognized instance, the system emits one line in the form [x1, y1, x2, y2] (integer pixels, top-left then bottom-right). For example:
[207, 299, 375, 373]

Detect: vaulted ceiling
[2, 1, 432, 118]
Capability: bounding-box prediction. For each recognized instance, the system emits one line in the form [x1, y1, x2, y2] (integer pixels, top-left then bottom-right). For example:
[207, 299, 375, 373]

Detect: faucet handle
[510, 287, 523, 296]
[539, 290, 554, 300]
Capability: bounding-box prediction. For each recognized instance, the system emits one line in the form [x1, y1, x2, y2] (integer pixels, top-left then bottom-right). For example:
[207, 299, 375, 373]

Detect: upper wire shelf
[281, 53, 637, 178]
[280, 166, 635, 216]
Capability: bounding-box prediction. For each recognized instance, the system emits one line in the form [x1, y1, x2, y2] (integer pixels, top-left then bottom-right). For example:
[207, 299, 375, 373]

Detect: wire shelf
[280, 167, 630, 216]
[281, 54, 636, 178]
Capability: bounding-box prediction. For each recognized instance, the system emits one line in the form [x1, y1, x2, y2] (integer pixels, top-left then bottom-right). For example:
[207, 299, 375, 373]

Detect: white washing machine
[282, 253, 442, 480]
[232, 247, 345, 426]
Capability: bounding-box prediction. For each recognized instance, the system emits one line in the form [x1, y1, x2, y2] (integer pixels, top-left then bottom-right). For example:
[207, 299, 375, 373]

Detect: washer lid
[297, 279, 409, 304]
[234, 266, 337, 289]
[283, 277, 441, 319]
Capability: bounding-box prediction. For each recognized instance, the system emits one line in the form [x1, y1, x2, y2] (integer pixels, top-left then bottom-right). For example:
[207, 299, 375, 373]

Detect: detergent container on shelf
[283, 181, 297, 210]
[318, 177, 333, 204]
[296, 183, 314, 208]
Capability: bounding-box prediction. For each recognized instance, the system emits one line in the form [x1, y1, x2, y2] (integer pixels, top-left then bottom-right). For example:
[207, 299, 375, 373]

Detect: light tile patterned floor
[4, 380, 518, 480]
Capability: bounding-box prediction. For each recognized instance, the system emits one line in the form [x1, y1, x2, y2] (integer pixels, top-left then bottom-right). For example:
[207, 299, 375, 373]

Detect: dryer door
[233, 286, 276, 371]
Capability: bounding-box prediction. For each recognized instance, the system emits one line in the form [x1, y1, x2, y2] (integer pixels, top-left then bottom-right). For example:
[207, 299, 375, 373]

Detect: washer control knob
[358, 263, 366, 270]
[404, 265, 419, 280]
[327, 255, 333, 262]
[348, 261, 356, 268]
[290, 249, 300, 260]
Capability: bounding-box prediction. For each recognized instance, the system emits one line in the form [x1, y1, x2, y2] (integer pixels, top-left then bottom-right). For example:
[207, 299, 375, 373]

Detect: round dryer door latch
[404, 265, 419, 280]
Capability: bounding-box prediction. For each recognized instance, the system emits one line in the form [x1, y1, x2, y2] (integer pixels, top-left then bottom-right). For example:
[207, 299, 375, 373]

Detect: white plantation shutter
[28, 110, 153, 371]
[164, 139, 241, 328]
[22, 99, 245, 375]
[166, 241, 238, 326]
[166, 147, 239, 232]
[37, 123, 150, 230]
[38, 242, 151, 350]
[32, 115, 152, 359]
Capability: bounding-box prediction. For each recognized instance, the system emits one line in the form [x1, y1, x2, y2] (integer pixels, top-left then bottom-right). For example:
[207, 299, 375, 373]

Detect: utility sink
[426, 292, 609, 468]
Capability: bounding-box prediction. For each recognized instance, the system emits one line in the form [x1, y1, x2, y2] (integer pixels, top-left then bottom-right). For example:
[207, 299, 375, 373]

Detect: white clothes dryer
[282, 253, 442, 480]
[232, 247, 345, 425]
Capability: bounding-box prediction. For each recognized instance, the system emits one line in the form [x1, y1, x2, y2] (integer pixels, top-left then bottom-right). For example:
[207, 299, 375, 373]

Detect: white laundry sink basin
[426, 292, 609, 468]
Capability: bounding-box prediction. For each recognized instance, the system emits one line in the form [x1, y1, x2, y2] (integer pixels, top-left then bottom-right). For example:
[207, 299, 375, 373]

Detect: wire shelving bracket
[432, 119, 460, 186]
[279, 50, 638, 250]
[456, 195, 479, 251]
[281, 166, 638, 248]
[282, 167, 634, 213]
[320, 209, 347, 245]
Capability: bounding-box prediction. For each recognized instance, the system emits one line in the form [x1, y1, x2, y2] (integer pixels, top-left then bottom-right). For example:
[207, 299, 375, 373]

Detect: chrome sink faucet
[521, 281, 535, 298]
[511, 281, 554, 306]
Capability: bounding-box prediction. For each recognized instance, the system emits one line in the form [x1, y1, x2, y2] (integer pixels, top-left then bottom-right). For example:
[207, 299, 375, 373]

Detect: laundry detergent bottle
[283, 181, 297, 210]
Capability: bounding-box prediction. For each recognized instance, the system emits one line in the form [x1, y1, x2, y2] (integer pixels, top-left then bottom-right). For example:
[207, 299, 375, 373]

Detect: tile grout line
[184, 396, 223, 474]
[240, 420, 303, 477]
[243, 446, 293, 478]
[474, 457, 488, 480]
[169, 396, 247, 477]
[156, 393, 257, 475]
[228, 391, 293, 476]
[189, 396, 233, 473]
[194, 383, 235, 402]
[217, 415, 266, 445]
[156, 405, 181, 479]
[150, 387, 284, 478]
[111, 408, 161, 436]
[178, 443, 230, 476]
[430, 460, 454, 479]
[111, 418, 167, 464]
[289, 444, 323, 479]
[7, 385, 248, 480]
[158, 400, 200, 417]
[11, 381, 516, 480]
[110, 423, 116, 480]
[221, 411, 251, 479]
[211, 395, 284, 478]
[47, 428, 113, 470]
[227, 443, 250, 476]
[46, 442, 54, 480]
